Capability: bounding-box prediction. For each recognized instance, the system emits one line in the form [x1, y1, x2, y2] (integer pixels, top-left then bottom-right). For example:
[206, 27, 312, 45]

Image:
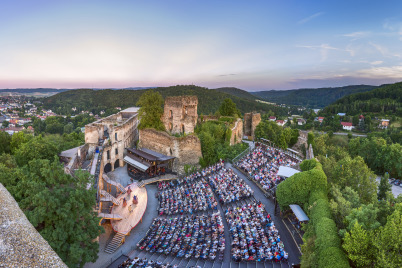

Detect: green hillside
[43, 85, 287, 116]
[252, 85, 378, 108]
[322, 82, 402, 116]
[214, 87, 259, 101]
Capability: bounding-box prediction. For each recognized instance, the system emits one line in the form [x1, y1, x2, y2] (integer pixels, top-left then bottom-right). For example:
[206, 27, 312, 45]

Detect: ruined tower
[244, 112, 261, 138]
[163, 96, 198, 135]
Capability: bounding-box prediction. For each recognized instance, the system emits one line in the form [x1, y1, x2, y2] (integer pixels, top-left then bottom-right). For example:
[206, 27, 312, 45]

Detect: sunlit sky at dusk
[1, 0, 402, 90]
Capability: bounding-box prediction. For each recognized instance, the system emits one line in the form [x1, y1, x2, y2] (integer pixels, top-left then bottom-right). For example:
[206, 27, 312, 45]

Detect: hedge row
[277, 159, 350, 268]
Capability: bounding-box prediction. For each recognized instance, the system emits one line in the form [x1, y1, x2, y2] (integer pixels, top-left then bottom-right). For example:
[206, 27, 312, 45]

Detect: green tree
[137, 90, 165, 131]
[374, 204, 402, 268]
[343, 222, 376, 267]
[0, 131, 11, 154]
[10, 131, 31, 154]
[378, 173, 392, 201]
[14, 135, 59, 166]
[2, 120, 9, 128]
[12, 159, 103, 267]
[218, 98, 240, 117]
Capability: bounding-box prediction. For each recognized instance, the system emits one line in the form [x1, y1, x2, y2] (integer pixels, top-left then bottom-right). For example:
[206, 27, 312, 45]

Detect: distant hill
[0, 88, 71, 94]
[43, 85, 288, 116]
[251, 85, 378, 108]
[322, 82, 402, 116]
[214, 87, 259, 101]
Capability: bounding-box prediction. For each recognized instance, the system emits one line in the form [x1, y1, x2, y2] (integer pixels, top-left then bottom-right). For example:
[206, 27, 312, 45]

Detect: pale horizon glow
[1, 0, 402, 91]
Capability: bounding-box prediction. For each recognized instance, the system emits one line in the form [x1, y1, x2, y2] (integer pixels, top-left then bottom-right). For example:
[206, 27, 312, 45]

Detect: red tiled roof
[341, 122, 353, 126]
[276, 120, 284, 123]
[318, 117, 324, 120]
[269, 116, 276, 119]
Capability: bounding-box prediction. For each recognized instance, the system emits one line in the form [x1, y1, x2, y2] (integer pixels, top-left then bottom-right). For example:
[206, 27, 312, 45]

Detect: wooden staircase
[102, 174, 126, 194]
[105, 232, 126, 254]
[99, 190, 120, 205]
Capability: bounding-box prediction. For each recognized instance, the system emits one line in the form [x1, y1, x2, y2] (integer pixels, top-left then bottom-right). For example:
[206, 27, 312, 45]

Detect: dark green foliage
[1, 132, 103, 267]
[300, 158, 319, 171]
[378, 173, 392, 200]
[322, 82, 402, 116]
[315, 218, 341, 251]
[318, 247, 350, 268]
[218, 98, 240, 117]
[42, 85, 289, 116]
[10, 159, 103, 267]
[137, 90, 165, 131]
[252, 85, 377, 108]
[195, 120, 248, 167]
[14, 135, 59, 166]
[254, 120, 297, 150]
[276, 159, 349, 267]
[32, 113, 95, 136]
[214, 87, 259, 101]
[0, 131, 11, 154]
[276, 159, 327, 208]
[348, 137, 402, 179]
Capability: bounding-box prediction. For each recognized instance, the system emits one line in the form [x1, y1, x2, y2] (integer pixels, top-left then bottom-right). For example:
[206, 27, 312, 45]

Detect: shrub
[318, 247, 350, 268]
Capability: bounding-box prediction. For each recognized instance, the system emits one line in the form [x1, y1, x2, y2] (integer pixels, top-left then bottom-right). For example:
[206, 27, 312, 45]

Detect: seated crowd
[237, 145, 298, 191]
[157, 161, 225, 191]
[118, 256, 174, 268]
[225, 201, 288, 262]
[137, 213, 225, 261]
[207, 168, 253, 204]
[158, 180, 218, 215]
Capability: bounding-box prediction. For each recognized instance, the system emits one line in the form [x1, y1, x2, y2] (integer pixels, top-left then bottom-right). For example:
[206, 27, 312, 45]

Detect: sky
[1, 0, 402, 91]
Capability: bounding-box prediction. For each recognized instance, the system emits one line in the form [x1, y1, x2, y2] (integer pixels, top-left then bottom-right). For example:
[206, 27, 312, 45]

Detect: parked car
[394, 180, 401, 186]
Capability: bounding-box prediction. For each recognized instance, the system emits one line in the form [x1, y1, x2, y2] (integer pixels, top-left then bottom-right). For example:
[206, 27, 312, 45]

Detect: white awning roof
[123, 156, 149, 172]
[277, 166, 300, 178]
[289, 204, 309, 222]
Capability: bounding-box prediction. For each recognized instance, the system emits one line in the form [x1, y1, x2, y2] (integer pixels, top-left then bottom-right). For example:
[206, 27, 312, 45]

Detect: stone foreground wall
[0, 183, 67, 268]
[138, 129, 202, 174]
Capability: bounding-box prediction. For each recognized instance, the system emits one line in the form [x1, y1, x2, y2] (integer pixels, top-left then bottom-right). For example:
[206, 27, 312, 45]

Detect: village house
[341, 122, 353, 131]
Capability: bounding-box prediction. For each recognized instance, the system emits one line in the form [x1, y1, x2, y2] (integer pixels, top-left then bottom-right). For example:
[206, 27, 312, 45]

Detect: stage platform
[110, 182, 147, 235]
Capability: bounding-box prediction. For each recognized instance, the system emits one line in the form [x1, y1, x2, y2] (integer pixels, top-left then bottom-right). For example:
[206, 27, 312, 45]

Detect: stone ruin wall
[230, 118, 244, 145]
[0, 183, 67, 267]
[162, 96, 198, 135]
[244, 112, 261, 138]
[138, 128, 202, 174]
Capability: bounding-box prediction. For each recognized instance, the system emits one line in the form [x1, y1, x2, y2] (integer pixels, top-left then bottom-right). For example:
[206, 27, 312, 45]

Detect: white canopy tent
[277, 166, 300, 178]
[289, 204, 309, 222]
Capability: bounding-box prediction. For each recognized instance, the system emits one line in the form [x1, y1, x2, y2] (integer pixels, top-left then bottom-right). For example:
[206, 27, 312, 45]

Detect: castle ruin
[162, 96, 198, 135]
[244, 112, 261, 138]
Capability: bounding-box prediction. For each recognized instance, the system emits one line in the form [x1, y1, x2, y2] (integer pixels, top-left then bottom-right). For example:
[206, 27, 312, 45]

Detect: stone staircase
[105, 232, 126, 254]
[98, 213, 123, 220]
[99, 190, 120, 205]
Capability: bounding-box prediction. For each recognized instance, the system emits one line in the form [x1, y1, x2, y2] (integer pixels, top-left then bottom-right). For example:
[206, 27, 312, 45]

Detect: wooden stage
[110, 182, 147, 235]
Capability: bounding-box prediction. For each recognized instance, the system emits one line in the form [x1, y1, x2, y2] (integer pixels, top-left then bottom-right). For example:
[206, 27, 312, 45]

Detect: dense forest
[252, 85, 378, 108]
[322, 82, 402, 116]
[214, 87, 259, 101]
[42, 85, 288, 116]
[275, 132, 402, 268]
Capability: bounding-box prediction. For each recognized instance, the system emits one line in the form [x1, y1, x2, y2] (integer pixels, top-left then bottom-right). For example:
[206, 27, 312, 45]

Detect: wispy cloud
[297, 43, 343, 61]
[343, 31, 370, 40]
[298, 12, 324, 24]
[218, 73, 237, 77]
[370, 60, 383, 65]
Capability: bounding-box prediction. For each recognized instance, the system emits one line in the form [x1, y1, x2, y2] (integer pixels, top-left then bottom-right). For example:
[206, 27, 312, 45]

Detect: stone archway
[104, 163, 112, 173]
[114, 160, 120, 169]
